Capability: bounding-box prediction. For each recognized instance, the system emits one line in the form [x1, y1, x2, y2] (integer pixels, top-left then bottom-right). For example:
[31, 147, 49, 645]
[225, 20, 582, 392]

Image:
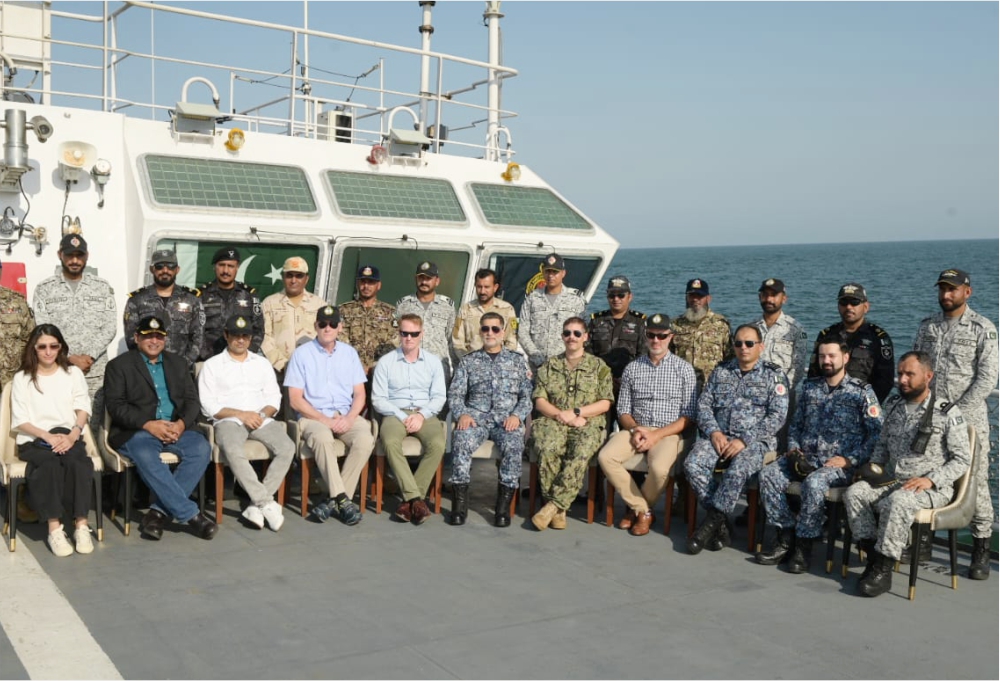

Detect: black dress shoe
[140, 509, 167, 540]
[187, 512, 218, 540]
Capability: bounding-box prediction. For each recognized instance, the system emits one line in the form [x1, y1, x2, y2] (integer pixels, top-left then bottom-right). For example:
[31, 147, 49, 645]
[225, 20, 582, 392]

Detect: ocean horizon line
[617, 236, 999, 252]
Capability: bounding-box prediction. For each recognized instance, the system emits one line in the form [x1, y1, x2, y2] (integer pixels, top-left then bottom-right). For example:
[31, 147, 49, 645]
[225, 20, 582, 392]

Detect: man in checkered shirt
[597, 313, 698, 537]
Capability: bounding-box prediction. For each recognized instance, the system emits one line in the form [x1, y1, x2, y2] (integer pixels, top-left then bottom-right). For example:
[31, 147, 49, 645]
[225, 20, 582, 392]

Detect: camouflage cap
[59, 233, 88, 254]
[283, 256, 309, 274]
[415, 261, 439, 277]
[837, 283, 867, 303]
[646, 313, 672, 331]
[136, 315, 168, 336]
[935, 268, 970, 288]
[150, 249, 178, 267]
[686, 278, 710, 296]
[224, 315, 251, 334]
[212, 246, 241, 264]
[316, 305, 340, 326]
[542, 253, 566, 271]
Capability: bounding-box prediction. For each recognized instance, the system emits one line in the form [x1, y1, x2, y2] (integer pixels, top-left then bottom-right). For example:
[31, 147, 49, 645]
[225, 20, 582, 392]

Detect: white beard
[683, 307, 708, 323]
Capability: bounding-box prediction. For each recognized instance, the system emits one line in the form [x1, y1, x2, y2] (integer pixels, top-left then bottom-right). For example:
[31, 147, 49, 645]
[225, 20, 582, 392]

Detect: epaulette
[198, 282, 210, 292]
[592, 309, 611, 320]
[868, 322, 888, 337]
[627, 310, 647, 320]
[762, 360, 784, 375]
[235, 281, 256, 294]
[842, 374, 865, 389]
[937, 399, 955, 414]
[179, 285, 202, 297]
[437, 294, 453, 304]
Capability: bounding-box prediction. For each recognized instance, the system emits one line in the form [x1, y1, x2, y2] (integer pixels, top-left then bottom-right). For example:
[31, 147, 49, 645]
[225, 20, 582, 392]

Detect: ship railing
[2, 2, 520, 159]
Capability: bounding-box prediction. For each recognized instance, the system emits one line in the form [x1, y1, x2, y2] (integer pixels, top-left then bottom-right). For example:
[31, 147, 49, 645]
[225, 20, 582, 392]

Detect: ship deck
[2, 461, 997, 680]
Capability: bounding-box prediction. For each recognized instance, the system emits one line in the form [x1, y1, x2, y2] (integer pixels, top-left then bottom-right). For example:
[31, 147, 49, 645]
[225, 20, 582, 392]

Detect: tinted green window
[144, 156, 316, 212]
[471, 184, 591, 230]
[335, 247, 469, 310]
[325, 171, 465, 222]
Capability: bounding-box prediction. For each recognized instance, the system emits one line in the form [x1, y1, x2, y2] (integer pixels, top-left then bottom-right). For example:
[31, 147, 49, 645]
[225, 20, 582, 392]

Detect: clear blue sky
[56, 1, 999, 249]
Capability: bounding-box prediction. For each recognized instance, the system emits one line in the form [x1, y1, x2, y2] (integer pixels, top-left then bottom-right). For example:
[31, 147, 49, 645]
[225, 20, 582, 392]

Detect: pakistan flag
[156, 239, 320, 298]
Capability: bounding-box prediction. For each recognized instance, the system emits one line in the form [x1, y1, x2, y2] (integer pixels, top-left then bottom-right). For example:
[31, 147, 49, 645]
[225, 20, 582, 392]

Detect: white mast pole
[484, 1, 502, 162]
[418, 1, 435, 131]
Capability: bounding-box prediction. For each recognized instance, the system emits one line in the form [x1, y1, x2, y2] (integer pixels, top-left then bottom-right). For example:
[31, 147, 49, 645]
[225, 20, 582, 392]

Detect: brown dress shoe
[394, 501, 412, 522]
[411, 498, 432, 525]
[629, 510, 654, 537]
[618, 509, 636, 530]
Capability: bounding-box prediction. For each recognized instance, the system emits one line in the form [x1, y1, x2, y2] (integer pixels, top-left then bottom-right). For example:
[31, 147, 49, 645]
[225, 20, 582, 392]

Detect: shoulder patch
[867, 404, 881, 418]
[775, 383, 787, 396]
[628, 310, 647, 320]
[987, 331, 998, 340]
[949, 414, 964, 426]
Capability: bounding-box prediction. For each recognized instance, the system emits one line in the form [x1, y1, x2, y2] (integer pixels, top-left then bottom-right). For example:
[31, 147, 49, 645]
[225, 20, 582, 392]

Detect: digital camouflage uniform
[809, 321, 895, 403]
[755, 311, 809, 390]
[0, 286, 34, 387]
[759, 375, 883, 538]
[124, 284, 205, 365]
[518, 287, 587, 370]
[339, 299, 398, 373]
[448, 348, 533, 487]
[845, 394, 971, 560]
[530, 353, 614, 510]
[914, 306, 999, 537]
[198, 280, 263, 360]
[33, 271, 117, 428]
[684, 359, 789, 514]
[671, 310, 734, 392]
[396, 293, 456, 374]
[452, 298, 518, 357]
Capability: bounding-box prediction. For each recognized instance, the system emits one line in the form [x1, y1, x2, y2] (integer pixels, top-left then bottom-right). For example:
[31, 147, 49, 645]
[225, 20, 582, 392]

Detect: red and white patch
[868, 405, 881, 418]
[775, 384, 787, 395]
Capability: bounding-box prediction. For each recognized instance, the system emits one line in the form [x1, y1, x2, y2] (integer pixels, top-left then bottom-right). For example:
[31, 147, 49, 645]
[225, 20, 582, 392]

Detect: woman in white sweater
[11, 324, 93, 557]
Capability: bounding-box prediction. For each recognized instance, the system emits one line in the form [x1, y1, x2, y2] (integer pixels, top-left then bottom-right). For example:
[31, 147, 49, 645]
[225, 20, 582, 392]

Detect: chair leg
[605, 480, 615, 527]
[433, 460, 443, 514]
[663, 475, 675, 535]
[124, 468, 133, 537]
[908, 524, 924, 600]
[686, 480, 697, 538]
[840, 522, 853, 578]
[375, 455, 384, 515]
[755, 493, 767, 554]
[93, 470, 104, 542]
[110, 471, 121, 521]
[359, 459, 369, 514]
[7, 479, 20, 552]
[277, 474, 286, 508]
[824, 501, 839, 574]
[198, 473, 206, 515]
[587, 467, 596, 524]
[509, 483, 518, 518]
[300, 459, 311, 518]
[528, 462, 538, 516]
[215, 463, 224, 524]
[746, 487, 758, 553]
[949, 529, 958, 590]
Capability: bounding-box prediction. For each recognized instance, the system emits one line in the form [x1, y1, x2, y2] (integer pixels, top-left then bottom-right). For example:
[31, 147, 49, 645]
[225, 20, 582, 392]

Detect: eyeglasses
[733, 340, 758, 348]
[608, 292, 628, 299]
[139, 332, 167, 338]
[399, 330, 421, 338]
[480, 325, 503, 334]
[35, 343, 61, 351]
[838, 299, 863, 307]
[646, 332, 671, 340]
[284, 272, 306, 279]
[152, 263, 176, 271]
[562, 329, 584, 338]
[317, 321, 337, 329]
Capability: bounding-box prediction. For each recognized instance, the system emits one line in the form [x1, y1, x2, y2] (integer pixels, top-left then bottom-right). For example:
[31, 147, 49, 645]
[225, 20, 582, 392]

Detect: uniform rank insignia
[177, 302, 190, 311]
[236, 317, 247, 329]
[237, 299, 248, 307]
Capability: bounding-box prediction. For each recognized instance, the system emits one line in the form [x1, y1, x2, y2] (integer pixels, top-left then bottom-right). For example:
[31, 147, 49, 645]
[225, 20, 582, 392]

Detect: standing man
[756, 337, 883, 573]
[123, 249, 205, 366]
[684, 325, 789, 555]
[338, 264, 398, 376]
[198, 315, 294, 532]
[285, 305, 374, 526]
[518, 254, 587, 372]
[598, 313, 697, 536]
[372, 314, 447, 526]
[844, 351, 970, 598]
[447, 312, 533, 528]
[670, 278, 733, 392]
[754, 278, 809, 392]
[396, 261, 457, 381]
[809, 283, 894, 403]
[104, 316, 216, 541]
[260, 256, 326, 374]
[587, 275, 647, 395]
[453, 268, 518, 358]
[913, 268, 998, 580]
[33, 233, 116, 429]
[197, 246, 263, 361]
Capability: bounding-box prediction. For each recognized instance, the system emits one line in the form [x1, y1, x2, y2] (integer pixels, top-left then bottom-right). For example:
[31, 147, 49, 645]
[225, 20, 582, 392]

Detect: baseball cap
[151, 249, 178, 267]
[136, 316, 168, 336]
[357, 264, 381, 281]
[59, 233, 88, 254]
[316, 305, 341, 326]
[212, 246, 241, 264]
[758, 278, 785, 294]
[283, 257, 309, 274]
[646, 313, 672, 331]
[686, 278, 710, 296]
[606, 275, 631, 293]
[837, 283, 868, 303]
[415, 261, 439, 277]
[224, 315, 252, 334]
[541, 253, 566, 271]
[935, 268, 971, 287]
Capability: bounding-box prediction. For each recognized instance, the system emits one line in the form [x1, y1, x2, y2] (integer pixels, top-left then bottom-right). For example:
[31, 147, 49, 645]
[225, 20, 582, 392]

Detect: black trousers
[18, 440, 93, 521]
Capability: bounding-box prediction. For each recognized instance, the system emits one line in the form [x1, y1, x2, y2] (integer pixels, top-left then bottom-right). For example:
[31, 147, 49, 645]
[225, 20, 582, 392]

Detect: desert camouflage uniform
[760, 375, 883, 538]
[684, 359, 789, 514]
[845, 394, 971, 560]
[809, 321, 895, 402]
[124, 284, 205, 365]
[339, 299, 398, 373]
[530, 353, 614, 510]
[671, 310, 734, 392]
[755, 311, 809, 390]
[260, 291, 326, 372]
[448, 348, 533, 487]
[396, 294, 456, 375]
[914, 306, 999, 537]
[198, 280, 263, 360]
[0, 286, 33, 387]
[453, 298, 518, 357]
[34, 272, 117, 428]
[518, 287, 587, 370]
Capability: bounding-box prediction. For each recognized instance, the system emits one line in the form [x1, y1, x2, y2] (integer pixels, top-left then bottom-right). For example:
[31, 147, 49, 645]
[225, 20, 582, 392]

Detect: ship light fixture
[225, 128, 245, 152]
[367, 144, 388, 165]
[501, 162, 520, 182]
[57, 141, 96, 183]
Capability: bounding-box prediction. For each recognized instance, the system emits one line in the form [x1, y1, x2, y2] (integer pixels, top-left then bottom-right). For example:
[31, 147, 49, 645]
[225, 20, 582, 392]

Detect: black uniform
[808, 320, 895, 402]
[587, 309, 648, 380]
[123, 285, 205, 365]
[198, 280, 263, 360]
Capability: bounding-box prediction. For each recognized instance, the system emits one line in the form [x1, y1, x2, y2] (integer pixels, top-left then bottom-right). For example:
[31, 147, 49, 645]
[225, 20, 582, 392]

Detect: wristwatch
[573, 408, 581, 417]
[258, 410, 267, 419]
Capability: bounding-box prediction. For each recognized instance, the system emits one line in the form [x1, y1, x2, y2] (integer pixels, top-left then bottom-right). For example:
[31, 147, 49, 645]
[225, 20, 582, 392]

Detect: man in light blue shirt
[286, 305, 374, 525]
[371, 313, 447, 525]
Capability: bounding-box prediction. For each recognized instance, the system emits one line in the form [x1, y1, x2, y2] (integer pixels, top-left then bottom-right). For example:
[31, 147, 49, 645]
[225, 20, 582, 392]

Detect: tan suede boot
[531, 501, 559, 531]
[550, 508, 567, 530]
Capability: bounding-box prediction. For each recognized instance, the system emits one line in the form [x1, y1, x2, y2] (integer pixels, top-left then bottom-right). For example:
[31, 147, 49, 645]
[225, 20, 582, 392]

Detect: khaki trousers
[299, 417, 374, 499]
[380, 412, 446, 502]
[598, 431, 687, 514]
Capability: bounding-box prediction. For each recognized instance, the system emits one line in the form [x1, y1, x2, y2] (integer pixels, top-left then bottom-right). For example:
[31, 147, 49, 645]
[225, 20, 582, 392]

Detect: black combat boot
[858, 551, 893, 597]
[900, 526, 933, 564]
[449, 484, 469, 526]
[756, 527, 794, 565]
[968, 537, 991, 581]
[708, 515, 733, 551]
[787, 536, 813, 574]
[495, 483, 516, 528]
[858, 539, 877, 581]
[687, 508, 725, 555]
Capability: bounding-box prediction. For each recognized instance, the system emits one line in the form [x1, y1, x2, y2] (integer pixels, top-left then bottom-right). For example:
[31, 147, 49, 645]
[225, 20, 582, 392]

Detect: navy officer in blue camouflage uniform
[685, 324, 789, 555]
[447, 312, 533, 528]
[197, 246, 263, 360]
[756, 335, 883, 573]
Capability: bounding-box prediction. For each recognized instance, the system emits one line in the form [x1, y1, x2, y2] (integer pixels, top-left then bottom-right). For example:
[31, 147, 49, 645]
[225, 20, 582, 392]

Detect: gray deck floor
[2, 461, 997, 680]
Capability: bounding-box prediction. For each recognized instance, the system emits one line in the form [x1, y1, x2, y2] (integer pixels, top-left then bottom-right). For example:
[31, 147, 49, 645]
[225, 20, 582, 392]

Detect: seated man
[844, 351, 970, 598]
[756, 337, 883, 572]
[285, 305, 374, 526]
[104, 316, 216, 541]
[371, 314, 447, 526]
[598, 313, 696, 536]
[684, 324, 789, 555]
[447, 312, 532, 528]
[530, 317, 613, 531]
[198, 315, 295, 531]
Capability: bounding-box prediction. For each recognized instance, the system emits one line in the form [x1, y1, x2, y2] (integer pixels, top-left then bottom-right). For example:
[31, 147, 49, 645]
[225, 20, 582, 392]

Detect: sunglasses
[317, 321, 338, 329]
[838, 299, 863, 307]
[733, 340, 758, 348]
[152, 263, 176, 271]
[284, 272, 306, 279]
[399, 330, 421, 338]
[480, 325, 503, 334]
[35, 343, 61, 351]
[645, 332, 671, 340]
[139, 332, 167, 338]
[608, 292, 628, 299]
[562, 329, 584, 338]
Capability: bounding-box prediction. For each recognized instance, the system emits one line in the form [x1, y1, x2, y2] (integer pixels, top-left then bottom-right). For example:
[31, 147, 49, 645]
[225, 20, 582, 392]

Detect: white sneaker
[48, 525, 73, 557]
[73, 526, 94, 554]
[242, 504, 265, 529]
[261, 500, 284, 532]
